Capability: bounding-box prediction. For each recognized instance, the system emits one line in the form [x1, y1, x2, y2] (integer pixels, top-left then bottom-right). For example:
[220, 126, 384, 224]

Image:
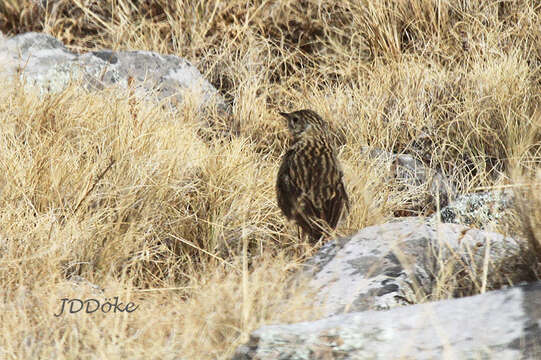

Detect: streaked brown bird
[276, 109, 349, 242]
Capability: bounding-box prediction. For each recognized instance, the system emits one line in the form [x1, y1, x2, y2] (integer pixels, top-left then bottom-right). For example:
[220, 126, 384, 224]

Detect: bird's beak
[279, 112, 289, 119]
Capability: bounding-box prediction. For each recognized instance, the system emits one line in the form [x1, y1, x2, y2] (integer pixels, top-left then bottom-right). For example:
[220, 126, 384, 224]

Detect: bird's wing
[322, 169, 349, 229]
[323, 174, 349, 229]
[296, 192, 326, 240]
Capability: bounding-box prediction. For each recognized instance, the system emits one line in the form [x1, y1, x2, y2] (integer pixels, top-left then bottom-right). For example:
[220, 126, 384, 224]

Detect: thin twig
[73, 158, 116, 215]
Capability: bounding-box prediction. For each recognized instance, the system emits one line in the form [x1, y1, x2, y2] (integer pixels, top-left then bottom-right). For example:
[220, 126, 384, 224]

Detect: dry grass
[1, 0, 541, 358]
[515, 169, 541, 277]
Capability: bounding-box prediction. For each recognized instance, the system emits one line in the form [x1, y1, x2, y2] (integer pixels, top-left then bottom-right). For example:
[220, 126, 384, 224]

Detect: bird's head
[279, 109, 327, 138]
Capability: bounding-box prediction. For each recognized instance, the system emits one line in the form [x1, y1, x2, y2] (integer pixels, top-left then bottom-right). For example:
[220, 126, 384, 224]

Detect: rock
[233, 281, 541, 360]
[302, 218, 522, 317]
[432, 189, 515, 229]
[362, 147, 455, 215]
[0, 32, 227, 111]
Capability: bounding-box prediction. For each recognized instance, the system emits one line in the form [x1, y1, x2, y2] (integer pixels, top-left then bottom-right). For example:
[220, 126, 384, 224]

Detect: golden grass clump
[1, 0, 541, 358]
[0, 80, 292, 288]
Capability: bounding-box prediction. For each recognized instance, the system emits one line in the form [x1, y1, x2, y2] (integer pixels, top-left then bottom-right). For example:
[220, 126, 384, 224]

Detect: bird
[276, 109, 349, 243]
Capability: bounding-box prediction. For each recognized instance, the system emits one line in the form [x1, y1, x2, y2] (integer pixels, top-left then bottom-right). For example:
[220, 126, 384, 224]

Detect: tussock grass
[1, 0, 541, 358]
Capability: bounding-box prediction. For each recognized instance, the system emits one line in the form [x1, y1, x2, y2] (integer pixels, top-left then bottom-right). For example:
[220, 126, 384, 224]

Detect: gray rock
[303, 218, 521, 317]
[432, 189, 515, 229]
[0, 32, 226, 111]
[234, 281, 541, 360]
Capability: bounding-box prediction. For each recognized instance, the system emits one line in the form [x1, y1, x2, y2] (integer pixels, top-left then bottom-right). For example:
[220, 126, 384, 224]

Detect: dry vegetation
[1, 0, 541, 358]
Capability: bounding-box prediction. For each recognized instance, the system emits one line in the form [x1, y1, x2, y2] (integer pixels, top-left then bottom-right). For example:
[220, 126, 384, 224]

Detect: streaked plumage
[276, 109, 349, 242]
